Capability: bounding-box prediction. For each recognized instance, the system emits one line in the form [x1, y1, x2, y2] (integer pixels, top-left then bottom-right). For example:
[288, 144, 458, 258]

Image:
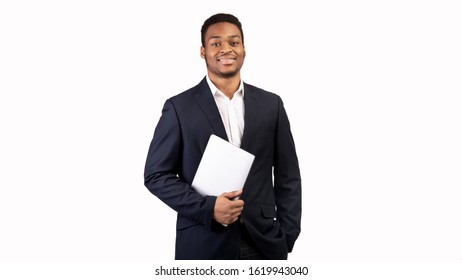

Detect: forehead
[205, 22, 241, 40]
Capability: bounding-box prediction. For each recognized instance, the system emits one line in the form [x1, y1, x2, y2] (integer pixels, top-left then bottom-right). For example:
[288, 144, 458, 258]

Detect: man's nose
[219, 46, 232, 54]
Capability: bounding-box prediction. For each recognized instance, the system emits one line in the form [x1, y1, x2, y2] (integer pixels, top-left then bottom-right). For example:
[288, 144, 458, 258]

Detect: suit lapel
[240, 83, 258, 150]
[194, 78, 228, 141]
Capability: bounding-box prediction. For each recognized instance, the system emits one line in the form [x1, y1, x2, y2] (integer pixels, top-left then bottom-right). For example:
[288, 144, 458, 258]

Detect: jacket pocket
[260, 205, 277, 219]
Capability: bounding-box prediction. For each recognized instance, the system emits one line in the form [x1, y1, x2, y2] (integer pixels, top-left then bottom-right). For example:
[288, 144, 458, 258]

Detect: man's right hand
[213, 190, 244, 225]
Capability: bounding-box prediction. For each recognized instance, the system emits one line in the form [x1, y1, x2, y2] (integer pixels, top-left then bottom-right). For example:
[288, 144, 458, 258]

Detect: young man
[144, 13, 302, 260]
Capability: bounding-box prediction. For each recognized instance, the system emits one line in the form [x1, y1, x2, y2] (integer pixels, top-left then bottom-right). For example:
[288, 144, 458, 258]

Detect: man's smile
[217, 56, 237, 65]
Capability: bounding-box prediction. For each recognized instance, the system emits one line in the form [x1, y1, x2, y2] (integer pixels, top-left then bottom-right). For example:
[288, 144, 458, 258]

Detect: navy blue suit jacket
[144, 77, 301, 259]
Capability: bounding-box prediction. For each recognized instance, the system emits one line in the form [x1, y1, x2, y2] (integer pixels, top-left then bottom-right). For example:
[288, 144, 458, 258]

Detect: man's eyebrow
[208, 35, 241, 41]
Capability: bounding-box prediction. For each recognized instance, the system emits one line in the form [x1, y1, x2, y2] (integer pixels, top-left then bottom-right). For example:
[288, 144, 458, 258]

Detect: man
[144, 13, 301, 260]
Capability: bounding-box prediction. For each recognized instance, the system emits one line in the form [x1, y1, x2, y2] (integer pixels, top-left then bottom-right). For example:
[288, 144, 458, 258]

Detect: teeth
[220, 59, 234, 64]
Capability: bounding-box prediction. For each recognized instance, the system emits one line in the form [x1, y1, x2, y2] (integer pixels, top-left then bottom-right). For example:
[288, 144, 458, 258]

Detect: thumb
[221, 189, 242, 199]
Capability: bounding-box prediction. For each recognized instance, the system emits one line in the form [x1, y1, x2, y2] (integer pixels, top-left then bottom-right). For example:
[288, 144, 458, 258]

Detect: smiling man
[144, 13, 302, 260]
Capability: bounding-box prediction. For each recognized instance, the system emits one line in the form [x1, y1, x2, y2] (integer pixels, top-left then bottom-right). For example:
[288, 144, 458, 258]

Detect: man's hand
[213, 190, 244, 225]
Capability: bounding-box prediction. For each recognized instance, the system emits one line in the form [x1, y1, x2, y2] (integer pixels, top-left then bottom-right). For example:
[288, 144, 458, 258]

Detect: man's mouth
[218, 56, 236, 65]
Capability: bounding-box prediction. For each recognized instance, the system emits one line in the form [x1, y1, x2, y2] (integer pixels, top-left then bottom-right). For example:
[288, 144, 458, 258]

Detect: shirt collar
[206, 75, 244, 98]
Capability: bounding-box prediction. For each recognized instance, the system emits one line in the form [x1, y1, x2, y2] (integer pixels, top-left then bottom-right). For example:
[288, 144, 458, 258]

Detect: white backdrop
[1, 0, 461, 269]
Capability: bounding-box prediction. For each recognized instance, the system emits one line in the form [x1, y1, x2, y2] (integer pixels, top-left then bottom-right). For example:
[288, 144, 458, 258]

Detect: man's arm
[144, 100, 244, 227]
[144, 99, 216, 227]
[273, 96, 302, 252]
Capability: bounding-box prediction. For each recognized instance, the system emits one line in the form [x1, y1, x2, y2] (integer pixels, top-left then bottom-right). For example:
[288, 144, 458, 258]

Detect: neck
[208, 72, 241, 99]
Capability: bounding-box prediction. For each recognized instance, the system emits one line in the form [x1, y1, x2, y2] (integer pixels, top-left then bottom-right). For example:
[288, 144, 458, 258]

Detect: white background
[1, 0, 461, 278]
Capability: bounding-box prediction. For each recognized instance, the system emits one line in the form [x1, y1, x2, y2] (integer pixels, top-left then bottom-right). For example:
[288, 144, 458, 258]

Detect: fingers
[220, 212, 241, 226]
[221, 190, 244, 210]
[228, 203, 244, 215]
[226, 216, 240, 225]
[213, 191, 245, 225]
[222, 189, 242, 200]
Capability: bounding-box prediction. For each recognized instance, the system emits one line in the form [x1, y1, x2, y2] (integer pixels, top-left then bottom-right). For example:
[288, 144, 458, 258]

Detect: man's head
[200, 13, 246, 79]
[201, 13, 244, 47]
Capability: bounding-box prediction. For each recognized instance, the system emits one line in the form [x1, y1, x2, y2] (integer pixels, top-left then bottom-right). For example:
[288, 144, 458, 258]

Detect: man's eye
[211, 42, 221, 47]
[231, 42, 240, 46]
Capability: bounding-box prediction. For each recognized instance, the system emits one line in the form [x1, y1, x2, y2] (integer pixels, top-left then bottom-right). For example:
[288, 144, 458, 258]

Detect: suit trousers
[239, 223, 267, 260]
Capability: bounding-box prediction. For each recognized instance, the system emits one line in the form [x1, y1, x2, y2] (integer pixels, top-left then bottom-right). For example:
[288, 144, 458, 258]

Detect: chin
[218, 68, 241, 77]
[220, 72, 239, 78]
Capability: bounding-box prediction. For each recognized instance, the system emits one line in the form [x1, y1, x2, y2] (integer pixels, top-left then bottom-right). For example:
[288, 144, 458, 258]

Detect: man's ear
[200, 46, 205, 59]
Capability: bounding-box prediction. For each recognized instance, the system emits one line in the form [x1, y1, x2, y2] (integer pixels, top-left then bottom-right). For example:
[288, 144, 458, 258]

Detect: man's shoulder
[244, 82, 280, 100]
[168, 78, 208, 102]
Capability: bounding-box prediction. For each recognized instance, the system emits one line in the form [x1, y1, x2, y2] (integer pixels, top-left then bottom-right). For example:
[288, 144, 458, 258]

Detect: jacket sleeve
[143, 99, 216, 228]
[273, 96, 302, 252]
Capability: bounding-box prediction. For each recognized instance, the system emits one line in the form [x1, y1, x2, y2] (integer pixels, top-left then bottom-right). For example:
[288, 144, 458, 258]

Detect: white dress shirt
[206, 75, 245, 147]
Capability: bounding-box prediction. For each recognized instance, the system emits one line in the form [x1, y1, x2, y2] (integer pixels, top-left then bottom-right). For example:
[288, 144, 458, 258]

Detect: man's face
[201, 22, 245, 79]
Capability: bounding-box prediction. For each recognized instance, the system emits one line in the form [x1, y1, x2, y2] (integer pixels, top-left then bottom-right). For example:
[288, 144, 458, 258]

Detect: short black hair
[201, 13, 244, 47]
